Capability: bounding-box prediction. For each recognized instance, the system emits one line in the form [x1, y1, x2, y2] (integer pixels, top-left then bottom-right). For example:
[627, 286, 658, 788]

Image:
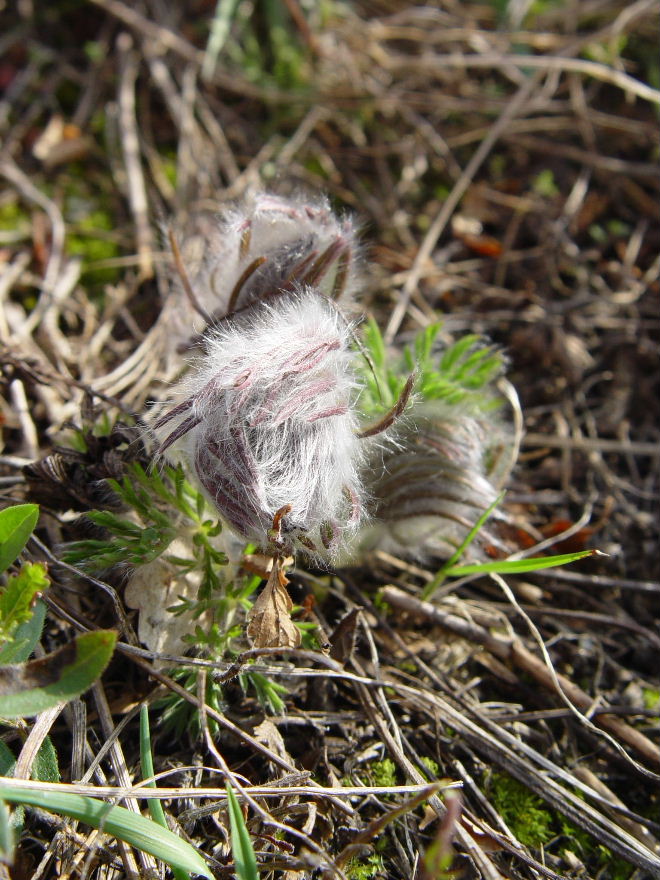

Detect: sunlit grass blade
[202, 0, 240, 80]
[443, 548, 597, 578]
[225, 783, 259, 880]
[140, 704, 190, 880]
[422, 492, 505, 598]
[0, 797, 13, 865]
[0, 785, 212, 879]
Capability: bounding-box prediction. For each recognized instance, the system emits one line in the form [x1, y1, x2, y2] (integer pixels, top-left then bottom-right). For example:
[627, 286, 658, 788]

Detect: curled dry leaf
[253, 718, 293, 763]
[329, 607, 361, 663]
[124, 537, 208, 658]
[246, 558, 301, 649]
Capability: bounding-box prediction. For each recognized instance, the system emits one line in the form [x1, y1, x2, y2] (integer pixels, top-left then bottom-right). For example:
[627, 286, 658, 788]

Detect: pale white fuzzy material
[124, 530, 243, 657]
[155, 290, 365, 558]
[180, 191, 360, 324]
[354, 400, 513, 562]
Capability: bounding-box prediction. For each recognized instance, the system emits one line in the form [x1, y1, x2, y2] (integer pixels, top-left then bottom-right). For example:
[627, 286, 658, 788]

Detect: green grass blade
[443, 549, 597, 577]
[202, 0, 240, 80]
[423, 492, 505, 598]
[140, 705, 166, 826]
[0, 785, 212, 878]
[225, 783, 259, 880]
[140, 704, 190, 880]
[0, 797, 13, 864]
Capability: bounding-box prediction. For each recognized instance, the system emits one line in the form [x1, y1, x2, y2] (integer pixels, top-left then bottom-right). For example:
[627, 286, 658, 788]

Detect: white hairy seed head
[154, 290, 365, 559]
[357, 400, 513, 561]
[171, 192, 360, 336]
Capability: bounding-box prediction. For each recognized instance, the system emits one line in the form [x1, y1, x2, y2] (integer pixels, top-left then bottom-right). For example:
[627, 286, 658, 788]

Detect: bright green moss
[489, 773, 636, 877]
[346, 852, 384, 880]
[558, 815, 634, 880]
[421, 756, 440, 778]
[488, 772, 553, 847]
[370, 757, 398, 788]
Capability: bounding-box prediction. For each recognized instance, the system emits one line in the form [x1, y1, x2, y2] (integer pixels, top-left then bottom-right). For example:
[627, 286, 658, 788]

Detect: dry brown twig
[117, 33, 153, 279]
[381, 586, 660, 771]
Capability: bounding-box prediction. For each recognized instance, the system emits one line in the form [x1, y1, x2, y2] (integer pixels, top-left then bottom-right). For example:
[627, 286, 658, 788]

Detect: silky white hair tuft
[154, 290, 366, 559]
[169, 191, 361, 338]
[355, 399, 513, 562]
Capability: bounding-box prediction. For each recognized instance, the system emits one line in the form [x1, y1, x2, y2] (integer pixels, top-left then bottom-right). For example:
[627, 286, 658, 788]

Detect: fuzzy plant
[146, 191, 415, 660]
[66, 191, 518, 674]
[167, 190, 360, 353]
[353, 320, 516, 562]
[154, 291, 367, 561]
[157, 192, 517, 570]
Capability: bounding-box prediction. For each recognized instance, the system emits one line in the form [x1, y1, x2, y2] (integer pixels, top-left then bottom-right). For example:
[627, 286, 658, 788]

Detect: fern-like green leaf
[356, 320, 506, 418]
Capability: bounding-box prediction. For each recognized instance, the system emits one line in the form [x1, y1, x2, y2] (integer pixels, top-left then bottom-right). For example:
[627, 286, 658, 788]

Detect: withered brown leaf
[329, 607, 361, 663]
[246, 558, 301, 649]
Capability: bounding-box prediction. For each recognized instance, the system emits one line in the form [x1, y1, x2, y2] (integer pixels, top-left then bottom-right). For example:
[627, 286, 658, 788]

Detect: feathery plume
[154, 290, 365, 559]
[169, 192, 360, 345]
[357, 400, 512, 561]
[352, 322, 515, 562]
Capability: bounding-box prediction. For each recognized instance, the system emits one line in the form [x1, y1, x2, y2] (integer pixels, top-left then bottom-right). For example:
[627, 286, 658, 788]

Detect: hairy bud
[169, 192, 360, 346]
[357, 399, 513, 561]
[154, 291, 365, 559]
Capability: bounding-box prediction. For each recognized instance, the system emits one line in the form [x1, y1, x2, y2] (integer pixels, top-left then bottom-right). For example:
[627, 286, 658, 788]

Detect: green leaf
[0, 742, 15, 777]
[439, 333, 479, 372]
[140, 705, 191, 880]
[0, 735, 59, 783]
[33, 736, 60, 783]
[357, 320, 506, 419]
[0, 563, 49, 646]
[140, 704, 166, 825]
[444, 549, 596, 577]
[364, 317, 387, 371]
[0, 798, 13, 865]
[0, 785, 213, 878]
[62, 463, 218, 572]
[0, 504, 39, 573]
[0, 599, 47, 664]
[226, 783, 259, 880]
[0, 630, 117, 718]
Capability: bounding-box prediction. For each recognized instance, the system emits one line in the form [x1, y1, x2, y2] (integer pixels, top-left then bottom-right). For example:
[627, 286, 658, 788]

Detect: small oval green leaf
[0, 599, 47, 665]
[0, 504, 39, 573]
[0, 630, 117, 718]
[0, 563, 49, 646]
